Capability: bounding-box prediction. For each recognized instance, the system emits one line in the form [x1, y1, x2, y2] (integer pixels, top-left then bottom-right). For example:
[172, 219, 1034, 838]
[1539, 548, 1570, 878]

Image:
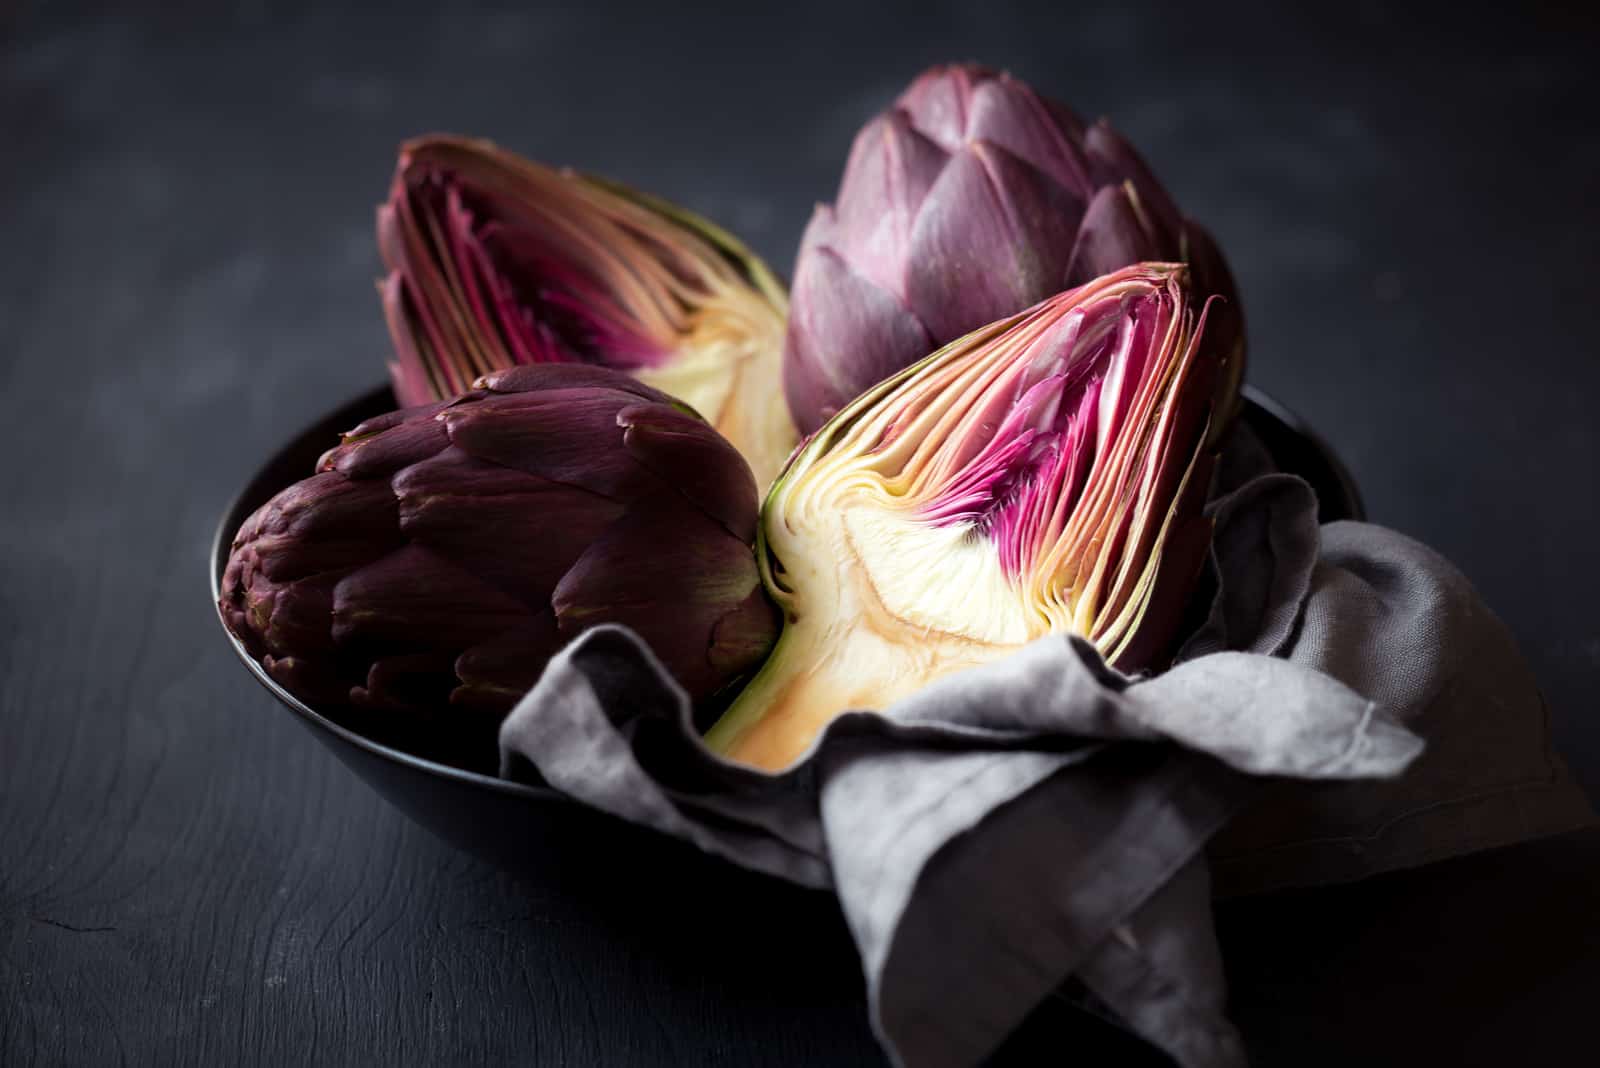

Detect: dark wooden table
[4, 3, 1597, 1065]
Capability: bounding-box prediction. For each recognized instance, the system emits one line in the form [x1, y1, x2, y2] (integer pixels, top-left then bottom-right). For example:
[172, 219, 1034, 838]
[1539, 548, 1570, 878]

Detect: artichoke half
[220, 365, 779, 761]
[381, 135, 797, 486]
[706, 264, 1233, 771]
[784, 63, 1241, 435]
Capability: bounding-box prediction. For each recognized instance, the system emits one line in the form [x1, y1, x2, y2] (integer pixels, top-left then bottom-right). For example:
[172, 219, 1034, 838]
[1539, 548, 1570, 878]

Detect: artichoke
[380, 135, 797, 486]
[220, 365, 779, 761]
[706, 264, 1232, 770]
[784, 63, 1241, 434]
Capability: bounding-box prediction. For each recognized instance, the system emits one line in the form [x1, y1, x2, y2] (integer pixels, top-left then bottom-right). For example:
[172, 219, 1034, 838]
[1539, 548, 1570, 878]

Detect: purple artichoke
[708, 264, 1230, 770]
[220, 365, 779, 759]
[784, 63, 1242, 433]
[379, 135, 797, 487]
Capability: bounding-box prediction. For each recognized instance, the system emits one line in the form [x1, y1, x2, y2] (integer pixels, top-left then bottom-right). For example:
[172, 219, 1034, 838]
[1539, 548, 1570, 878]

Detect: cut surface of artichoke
[634, 279, 793, 489]
[706, 263, 1227, 771]
[381, 136, 796, 486]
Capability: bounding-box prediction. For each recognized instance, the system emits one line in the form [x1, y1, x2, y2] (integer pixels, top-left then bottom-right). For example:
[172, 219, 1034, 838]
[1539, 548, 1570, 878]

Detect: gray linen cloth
[498, 433, 1593, 1068]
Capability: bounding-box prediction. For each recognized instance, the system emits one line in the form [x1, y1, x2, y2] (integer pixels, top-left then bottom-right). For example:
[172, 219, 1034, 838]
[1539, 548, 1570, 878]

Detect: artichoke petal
[332, 543, 538, 650]
[833, 111, 948, 300]
[617, 401, 761, 542]
[904, 143, 1083, 341]
[966, 75, 1092, 195]
[440, 389, 654, 497]
[896, 63, 982, 150]
[1067, 182, 1168, 286]
[553, 499, 773, 697]
[453, 617, 563, 709]
[1083, 119, 1183, 242]
[784, 240, 934, 435]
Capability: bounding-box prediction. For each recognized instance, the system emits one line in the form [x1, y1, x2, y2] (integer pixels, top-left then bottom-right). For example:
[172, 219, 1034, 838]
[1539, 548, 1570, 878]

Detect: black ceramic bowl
[210, 384, 1362, 880]
[209, 384, 1363, 1062]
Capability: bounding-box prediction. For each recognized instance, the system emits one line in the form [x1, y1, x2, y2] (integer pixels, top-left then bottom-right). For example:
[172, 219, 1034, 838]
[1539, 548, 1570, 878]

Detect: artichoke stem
[704, 610, 993, 771]
[705, 620, 845, 770]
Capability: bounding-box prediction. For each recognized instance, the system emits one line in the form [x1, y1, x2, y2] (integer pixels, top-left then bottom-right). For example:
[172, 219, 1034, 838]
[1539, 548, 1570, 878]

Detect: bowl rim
[1242, 387, 1365, 520]
[210, 382, 1363, 802]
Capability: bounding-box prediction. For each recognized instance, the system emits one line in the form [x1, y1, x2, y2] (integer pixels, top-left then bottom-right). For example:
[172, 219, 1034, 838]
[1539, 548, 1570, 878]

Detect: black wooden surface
[3, 2, 1598, 1065]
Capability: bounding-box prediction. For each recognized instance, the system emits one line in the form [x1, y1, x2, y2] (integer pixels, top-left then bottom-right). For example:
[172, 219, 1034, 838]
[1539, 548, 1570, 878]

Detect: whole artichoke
[220, 365, 779, 761]
[784, 63, 1241, 433]
[708, 264, 1232, 770]
[380, 135, 797, 486]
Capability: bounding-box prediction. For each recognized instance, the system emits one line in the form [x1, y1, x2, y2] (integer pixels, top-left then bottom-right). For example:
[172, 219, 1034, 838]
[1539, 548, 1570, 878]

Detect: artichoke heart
[706, 263, 1235, 770]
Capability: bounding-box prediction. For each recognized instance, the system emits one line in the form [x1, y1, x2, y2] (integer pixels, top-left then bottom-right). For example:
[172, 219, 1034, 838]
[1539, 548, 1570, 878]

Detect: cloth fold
[498, 441, 1593, 1068]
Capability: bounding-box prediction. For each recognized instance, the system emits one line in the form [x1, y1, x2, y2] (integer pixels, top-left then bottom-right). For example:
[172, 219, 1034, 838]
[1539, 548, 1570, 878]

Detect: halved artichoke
[380, 135, 797, 486]
[706, 263, 1235, 770]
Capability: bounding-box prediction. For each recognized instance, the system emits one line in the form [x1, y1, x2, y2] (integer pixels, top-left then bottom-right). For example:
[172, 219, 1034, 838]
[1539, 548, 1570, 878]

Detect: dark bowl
[210, 383, 1362, 880]
[208, 384, 1366, 1063]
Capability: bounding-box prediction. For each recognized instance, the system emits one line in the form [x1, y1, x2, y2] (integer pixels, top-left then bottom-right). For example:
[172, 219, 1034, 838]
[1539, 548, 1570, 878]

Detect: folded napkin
[499, 429, 1593, 1068]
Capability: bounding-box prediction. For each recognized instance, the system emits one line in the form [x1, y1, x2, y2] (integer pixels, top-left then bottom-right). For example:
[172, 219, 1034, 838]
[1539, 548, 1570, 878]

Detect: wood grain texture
[2, 3, 1597, 1066]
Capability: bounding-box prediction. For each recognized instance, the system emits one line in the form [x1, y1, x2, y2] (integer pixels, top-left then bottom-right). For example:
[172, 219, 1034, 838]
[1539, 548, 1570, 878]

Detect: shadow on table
[378, 736, 1597, 1066]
